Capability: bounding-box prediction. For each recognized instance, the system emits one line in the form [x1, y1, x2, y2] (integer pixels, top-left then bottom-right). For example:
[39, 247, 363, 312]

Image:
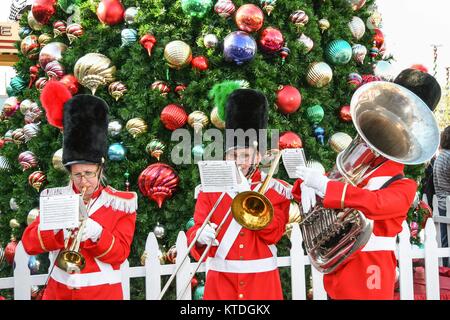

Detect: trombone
[158, 148, 283, 299]
[56, 186, 88, 274]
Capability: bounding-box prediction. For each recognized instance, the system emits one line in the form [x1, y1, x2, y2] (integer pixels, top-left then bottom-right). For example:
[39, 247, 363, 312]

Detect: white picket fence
[1, 196, 450, 300]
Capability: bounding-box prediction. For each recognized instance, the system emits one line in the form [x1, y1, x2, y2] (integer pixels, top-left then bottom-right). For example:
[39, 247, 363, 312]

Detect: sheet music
[198, 160, 249, 193]
[39, 194, 80, 230]
[282, 148, 307, 179]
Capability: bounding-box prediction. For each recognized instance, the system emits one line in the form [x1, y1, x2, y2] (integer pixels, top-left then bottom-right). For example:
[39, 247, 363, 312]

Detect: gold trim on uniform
[37, 226, 48, 251]
[95, 235, 115, 259]
[341, 183, 349, 209]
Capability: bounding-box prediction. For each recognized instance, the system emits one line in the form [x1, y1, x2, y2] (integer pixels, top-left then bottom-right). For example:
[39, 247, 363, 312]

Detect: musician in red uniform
[292, 70, 441, 300]
[187, 89, 291, 300]
[22, 82, 137, 300]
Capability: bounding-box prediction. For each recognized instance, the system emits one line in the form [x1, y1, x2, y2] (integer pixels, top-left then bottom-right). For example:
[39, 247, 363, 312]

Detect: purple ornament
[223, 31, 257, 65]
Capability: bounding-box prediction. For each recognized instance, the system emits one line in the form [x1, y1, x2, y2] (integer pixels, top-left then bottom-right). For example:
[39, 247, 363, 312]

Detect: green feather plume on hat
[208, 80, 249, 121]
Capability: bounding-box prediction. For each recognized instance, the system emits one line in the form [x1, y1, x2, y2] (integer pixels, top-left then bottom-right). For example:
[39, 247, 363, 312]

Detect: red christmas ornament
[361, 74, 382, 85]
[59, 74, 79, 95]
[35, 77, 48, 91]
[175, 84, 187, 98]
[235, 4, 264, 33]
[28, 171, 47, 191]
[410, 64, 428, 73]
[191, 56, 209, 71]
[339, 105, 352, 122]
[418, 200, 433, 229]
[279, 131, 303, 149]
[151, 81, 170, 96]
[214, 0, 236, 18]
[0, 296, 5, 300]
[5, 240, 18, 265]
[31, 0, 57, 25]
[28, 64, 40, 88]
[140, 34, 157, 56]
[138, 163, 180, 208]
[275, 85, 302, 114]
[166, 245, 177, 264]
[97, 0, 125, 26]
[160, 104, 188, 130]
[0, 139, 5, 149]
[259, 27, 284, 54]
[191, 276, 199, 288]
[373, 28, 384, 49]
[53, 20, 67, 37]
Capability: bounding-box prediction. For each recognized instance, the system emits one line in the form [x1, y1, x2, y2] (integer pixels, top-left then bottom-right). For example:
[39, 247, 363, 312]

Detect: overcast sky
[1, 0, 449, 86]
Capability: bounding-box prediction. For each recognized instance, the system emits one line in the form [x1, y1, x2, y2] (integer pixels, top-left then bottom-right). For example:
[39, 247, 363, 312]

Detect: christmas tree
[0, 0, 420, 299]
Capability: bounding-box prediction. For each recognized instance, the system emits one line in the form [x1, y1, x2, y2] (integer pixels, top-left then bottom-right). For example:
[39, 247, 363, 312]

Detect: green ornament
[192, 144, 205, 159]
[9, 77, 27, 96]
[6, 85, 14, 97]
[193, 282, 205, 300]
[146, 139, 166, 161]
[306, 105, 324, 124]
[185, 217, 195, 230]
[181, 0, 213, 18]
[58, 0, 81, 14]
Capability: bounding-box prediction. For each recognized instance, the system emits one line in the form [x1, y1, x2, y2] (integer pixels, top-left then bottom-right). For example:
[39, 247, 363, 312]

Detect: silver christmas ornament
[124, 7, 139, 24]
[203, 34, 219, 48]
[108, 120, 123, 137]
[153, 222, 166, 239]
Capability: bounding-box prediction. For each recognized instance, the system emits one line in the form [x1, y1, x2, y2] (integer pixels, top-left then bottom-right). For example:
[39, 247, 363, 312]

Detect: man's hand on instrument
[300, 183, 317, 214]
[296, 166, 330, 198]
[196, 223, 219, 247]
[81, 218, 103, 242]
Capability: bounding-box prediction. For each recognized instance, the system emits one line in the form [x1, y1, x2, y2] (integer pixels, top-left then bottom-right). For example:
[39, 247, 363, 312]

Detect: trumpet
[56, 186, 88, 274]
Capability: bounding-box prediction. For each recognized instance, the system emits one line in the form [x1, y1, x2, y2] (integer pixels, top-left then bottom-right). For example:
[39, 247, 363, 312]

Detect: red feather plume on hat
[39, 80, 72, 129]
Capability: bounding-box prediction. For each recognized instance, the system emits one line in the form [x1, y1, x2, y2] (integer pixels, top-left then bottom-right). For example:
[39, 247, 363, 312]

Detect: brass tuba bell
[231, 149, 282, 230]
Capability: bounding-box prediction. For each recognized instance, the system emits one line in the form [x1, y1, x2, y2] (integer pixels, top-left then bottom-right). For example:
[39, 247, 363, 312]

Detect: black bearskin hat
[225, 89, 268, 151]
[62, 95, 109, 167]
[394, 68, 442, 111]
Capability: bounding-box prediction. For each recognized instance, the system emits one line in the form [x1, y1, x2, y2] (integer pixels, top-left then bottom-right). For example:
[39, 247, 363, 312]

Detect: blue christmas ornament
[19, 27, 32, 39]
[121, 28, 138, 47]
[186, 217, 195, 230]
[108, 143, 126, 161]
[325, 39, 352, 65]
[313, 125, 325, 145]
[6, 85, 14, 97]
[223, 31, 257, 65]
[28, 256, 40, 274]
[193, 282, 205, 300]
[192, 144, 205, 159]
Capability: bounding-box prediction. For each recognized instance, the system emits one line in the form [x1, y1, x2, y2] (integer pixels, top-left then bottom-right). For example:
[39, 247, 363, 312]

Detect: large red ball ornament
[138, 163, 180, 208]
[5, 240, 18, 265]
[275, 85, 302, 114]
[59, 75, 79, 95]
[31, 0, 57, 25]
[373, 28, 384, 49]
[279, 131, 303, 149]
[235, 4, 264, 33]
[339, 105, 352, 122]
[191, 56, 209, 71]
[259, 27, 284, 54]
[160, 104, 188, 131]
[97, 0, 125, 25]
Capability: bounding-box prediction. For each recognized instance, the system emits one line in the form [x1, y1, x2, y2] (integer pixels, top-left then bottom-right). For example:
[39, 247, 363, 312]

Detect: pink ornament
[214, 0, 236, 18]
[44, 60, 65, 79]
[18, 151, 38, 171]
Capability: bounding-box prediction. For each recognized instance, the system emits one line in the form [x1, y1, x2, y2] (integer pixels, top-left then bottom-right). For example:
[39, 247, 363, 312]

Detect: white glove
[300, 183, 317, 214]
[196, 223, 219, 246]
[81, 218, 103, 242]
[296, 166, 329, 197]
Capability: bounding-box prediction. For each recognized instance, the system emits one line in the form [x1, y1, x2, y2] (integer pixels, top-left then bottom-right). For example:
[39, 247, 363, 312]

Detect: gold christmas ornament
[188, 111, 209, 133]
[329, 132, 353, 153]
[348, 16, 365, 40]
[52, 148, 66, 172]
[285, 201, 301, 238]
[28, 11, 44, 31]
[210, 107, 225, 129]
[38, 33, 52, 47]
[108, 81, 127, 101]
[9, 218, 20, 229]
[12, 128, 26, 144]
[74, 53, 116, 95]
[140, 249, 166, 265]
[126, 118, 148, 138]
[27, 208, 40, 225]
[306, 62, 333, 88]
[318, 18, 330, 33]
[164, 40, 192, 69]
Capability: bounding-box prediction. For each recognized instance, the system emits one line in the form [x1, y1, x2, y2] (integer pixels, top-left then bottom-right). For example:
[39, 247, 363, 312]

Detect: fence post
[120, 260, 130, 300]
[397, 221, 414, 300]
[289, 223, 306, 300]
[311, 266, 326, 300]
[423, 218, 440, 300]
[175, 231, 191, 300]
[145, 232, 161, 300]
[13, 242, 31, 300]
[433, 195, 442, 251]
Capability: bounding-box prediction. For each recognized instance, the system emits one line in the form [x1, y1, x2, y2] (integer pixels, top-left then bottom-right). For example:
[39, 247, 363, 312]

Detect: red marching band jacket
[187, 170, 291, 300]
[22, 184, 137, 300]
[292, 160, 417, 299]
